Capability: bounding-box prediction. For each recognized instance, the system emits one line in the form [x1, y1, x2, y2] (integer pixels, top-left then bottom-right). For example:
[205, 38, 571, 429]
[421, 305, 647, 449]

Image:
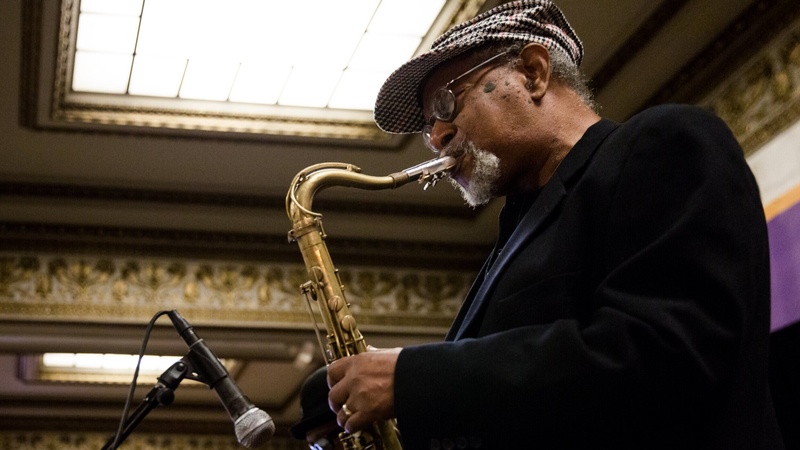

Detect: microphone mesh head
[235, 408, 275, 449]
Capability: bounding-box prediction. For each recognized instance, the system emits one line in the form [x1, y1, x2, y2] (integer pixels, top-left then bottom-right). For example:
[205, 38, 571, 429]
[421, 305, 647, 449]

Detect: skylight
[71, 0, 446, 112]
[38, 353, 236, 384]
[28, 0, 482, 142]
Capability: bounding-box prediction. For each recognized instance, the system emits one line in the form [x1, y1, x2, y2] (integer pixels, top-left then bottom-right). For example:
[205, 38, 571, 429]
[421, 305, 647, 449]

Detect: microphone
[168, 310, 275, 448]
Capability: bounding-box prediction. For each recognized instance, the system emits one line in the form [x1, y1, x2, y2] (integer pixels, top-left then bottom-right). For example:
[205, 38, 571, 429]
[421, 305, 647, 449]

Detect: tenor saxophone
[286, 156, 455, 450]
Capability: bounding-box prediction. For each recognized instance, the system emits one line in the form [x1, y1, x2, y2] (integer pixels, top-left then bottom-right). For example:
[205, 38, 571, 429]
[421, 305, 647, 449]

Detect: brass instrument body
[286, 157, 455, 450]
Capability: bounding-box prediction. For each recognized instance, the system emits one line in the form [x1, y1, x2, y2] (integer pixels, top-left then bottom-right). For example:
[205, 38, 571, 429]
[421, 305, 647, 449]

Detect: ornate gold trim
[0, 432, 306, 450]
[0, 254, 470, 330]
[699, 6, 800, 154]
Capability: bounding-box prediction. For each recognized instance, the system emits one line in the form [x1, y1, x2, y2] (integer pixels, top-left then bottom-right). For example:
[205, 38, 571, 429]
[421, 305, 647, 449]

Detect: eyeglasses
[422, 50, 511, 151]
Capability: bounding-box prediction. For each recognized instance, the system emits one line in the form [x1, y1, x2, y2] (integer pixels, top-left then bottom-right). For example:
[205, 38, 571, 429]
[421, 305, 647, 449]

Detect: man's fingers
[337, 407, 369, 434]
[326, 358, 346, 385]
[325, 351, 400, 433]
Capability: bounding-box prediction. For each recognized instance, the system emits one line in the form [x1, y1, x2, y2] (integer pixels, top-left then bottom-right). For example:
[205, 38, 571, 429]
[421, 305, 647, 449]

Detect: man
[327, 1, 785, 449]
[291, 367, 343, 450]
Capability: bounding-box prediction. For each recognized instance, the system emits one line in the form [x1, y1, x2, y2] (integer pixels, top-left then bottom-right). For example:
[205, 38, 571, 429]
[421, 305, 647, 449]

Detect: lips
[443, 153, 470, 188]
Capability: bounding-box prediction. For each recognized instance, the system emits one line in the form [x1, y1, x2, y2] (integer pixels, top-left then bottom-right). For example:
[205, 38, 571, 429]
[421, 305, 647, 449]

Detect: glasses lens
[432, 87, 456, 122]
[422, 124, 436, 152]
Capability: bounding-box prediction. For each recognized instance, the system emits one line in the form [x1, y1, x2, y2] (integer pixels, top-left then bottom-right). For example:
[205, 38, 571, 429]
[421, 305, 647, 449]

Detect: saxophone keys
[311, 266, 326, 286]
[341, 314, 357, 331]
[328, 295, 345, 312]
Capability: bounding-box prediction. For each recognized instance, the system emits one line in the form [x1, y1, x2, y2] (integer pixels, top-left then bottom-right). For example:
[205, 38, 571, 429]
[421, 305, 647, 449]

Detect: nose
[426, 120, 457, 152]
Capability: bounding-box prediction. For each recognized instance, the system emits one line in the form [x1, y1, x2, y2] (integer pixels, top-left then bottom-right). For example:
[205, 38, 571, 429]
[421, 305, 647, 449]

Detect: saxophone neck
[286, 156, 456, 221]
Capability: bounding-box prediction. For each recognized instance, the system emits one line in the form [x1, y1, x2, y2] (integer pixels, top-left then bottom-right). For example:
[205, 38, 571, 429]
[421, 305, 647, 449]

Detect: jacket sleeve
[392, 106, 771, 449]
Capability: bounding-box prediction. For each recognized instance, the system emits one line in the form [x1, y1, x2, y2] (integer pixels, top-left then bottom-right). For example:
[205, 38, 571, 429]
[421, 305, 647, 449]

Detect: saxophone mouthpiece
[402, 156, 456, 189]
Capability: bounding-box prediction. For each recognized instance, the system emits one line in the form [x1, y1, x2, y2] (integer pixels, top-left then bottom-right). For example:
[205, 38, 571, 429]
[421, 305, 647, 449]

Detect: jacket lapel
[452, 119, 618, 340]
[453, 178, 566, 339]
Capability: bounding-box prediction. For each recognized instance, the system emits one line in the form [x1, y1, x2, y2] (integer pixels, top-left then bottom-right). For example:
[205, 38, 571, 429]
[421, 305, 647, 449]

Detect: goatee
[448, 141, 501, 207]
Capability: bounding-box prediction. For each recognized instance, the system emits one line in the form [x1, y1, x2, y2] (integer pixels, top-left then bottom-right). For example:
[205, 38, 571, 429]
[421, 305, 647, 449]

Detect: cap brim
[373, 44, 478, 135]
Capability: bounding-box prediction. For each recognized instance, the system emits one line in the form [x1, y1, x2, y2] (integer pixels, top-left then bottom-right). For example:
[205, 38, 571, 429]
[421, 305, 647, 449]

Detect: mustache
[445, 140, 475, 160]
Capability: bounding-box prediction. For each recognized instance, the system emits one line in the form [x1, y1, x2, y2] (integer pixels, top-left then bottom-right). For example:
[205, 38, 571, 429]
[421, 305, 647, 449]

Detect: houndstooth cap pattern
[373, 0, 583, 134]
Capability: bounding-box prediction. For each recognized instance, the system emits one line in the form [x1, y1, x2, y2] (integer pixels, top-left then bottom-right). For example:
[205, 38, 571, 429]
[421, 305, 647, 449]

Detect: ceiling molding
[0, 222, 492, 270]
[0, 253, 468, 330]
[0, 180, 478, 219]
[0, 430, 306, 450]
[699, 4, 800, 154]
[641, 0, 800, 107]
[640, 0, 800, 154]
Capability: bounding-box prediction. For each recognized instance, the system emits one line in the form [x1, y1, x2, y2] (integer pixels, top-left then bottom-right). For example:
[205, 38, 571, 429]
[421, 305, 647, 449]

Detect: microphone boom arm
[101, 360, 190, 450]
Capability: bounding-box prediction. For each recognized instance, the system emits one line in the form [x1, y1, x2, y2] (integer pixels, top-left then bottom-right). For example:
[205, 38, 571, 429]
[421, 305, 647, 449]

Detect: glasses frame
[422, 50, 511, 151]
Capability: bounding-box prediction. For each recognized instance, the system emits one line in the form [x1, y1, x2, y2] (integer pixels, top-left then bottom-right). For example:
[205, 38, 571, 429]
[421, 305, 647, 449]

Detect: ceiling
[2, 0, 800, 447]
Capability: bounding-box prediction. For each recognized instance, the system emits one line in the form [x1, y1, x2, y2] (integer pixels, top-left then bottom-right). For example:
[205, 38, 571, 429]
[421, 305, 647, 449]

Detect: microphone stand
[101, 357, 191, 450]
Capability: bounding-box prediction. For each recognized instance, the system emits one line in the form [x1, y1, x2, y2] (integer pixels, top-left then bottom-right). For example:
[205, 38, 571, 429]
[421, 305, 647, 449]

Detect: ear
[519, 43, 550, 101]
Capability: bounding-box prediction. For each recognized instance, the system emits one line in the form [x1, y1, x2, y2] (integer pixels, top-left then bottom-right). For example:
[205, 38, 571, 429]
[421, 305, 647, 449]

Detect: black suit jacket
[394, 105, 784, 449]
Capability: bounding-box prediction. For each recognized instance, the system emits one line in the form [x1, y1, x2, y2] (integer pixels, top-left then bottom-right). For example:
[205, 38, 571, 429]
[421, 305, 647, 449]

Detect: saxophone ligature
[285, 156, 455, 450]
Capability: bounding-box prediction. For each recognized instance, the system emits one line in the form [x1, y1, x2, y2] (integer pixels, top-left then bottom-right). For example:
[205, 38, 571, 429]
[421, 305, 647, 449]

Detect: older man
[327, 1, 784, 449]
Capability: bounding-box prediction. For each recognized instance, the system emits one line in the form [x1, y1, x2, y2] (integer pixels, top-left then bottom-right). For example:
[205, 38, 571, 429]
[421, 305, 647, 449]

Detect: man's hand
[327, 347, 401, 433]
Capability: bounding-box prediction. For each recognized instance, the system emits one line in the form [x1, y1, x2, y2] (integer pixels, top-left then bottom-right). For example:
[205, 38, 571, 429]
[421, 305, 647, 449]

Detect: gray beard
[448, 141, 501, 207]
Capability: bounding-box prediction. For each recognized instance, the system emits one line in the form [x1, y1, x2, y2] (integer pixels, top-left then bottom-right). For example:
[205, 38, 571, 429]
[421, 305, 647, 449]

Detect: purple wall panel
[768, 201, 800, 331]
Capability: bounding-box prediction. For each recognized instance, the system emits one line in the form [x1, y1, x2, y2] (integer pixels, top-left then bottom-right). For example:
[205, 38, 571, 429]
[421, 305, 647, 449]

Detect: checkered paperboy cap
[373, 0, 583, 134]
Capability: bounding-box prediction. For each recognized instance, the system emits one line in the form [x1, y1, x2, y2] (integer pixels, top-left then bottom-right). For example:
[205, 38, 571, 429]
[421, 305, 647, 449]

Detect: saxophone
[286, 156, 456, 450]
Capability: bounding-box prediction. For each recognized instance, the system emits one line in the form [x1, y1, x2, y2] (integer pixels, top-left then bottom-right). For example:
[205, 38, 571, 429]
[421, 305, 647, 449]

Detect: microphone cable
[109, 309, 172, 449]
